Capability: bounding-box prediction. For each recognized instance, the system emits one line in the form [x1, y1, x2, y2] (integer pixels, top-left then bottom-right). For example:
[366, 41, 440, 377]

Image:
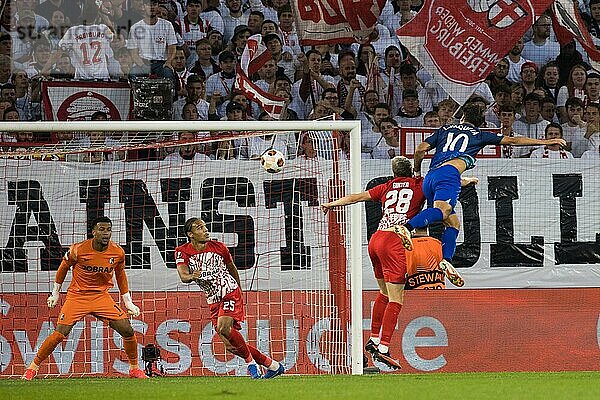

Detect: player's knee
[56, 324, 74, 336]
[224, 343, 236, 354]
[438, 205, 452, 219]
[216, 324, 232, 338]
[120, 326, 135, 338]
[443, 214, 461, 229]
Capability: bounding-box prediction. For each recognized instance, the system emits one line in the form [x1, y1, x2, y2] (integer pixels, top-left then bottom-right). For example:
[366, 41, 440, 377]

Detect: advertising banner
[0, 158, 599, 292]
[1, 289, 598, 376]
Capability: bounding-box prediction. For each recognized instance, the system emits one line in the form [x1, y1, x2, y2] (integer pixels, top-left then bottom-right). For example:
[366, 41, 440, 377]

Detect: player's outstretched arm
[413, 141, 433, 176]
[500, 136, 567, 148]
[320, 191, 372, 214]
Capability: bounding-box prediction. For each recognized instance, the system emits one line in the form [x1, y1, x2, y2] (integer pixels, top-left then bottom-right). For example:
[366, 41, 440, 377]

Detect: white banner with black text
[0, 158, 599, 292]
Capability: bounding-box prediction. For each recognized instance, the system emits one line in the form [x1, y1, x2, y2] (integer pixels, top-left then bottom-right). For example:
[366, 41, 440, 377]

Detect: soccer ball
[260, 149, 285, 173]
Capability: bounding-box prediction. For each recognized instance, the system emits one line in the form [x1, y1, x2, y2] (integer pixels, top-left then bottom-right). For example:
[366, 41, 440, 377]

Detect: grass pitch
[2, 372, 599, 400]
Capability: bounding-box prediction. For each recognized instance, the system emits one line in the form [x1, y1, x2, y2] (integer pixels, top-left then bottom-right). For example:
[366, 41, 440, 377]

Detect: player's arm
[413, 141, 433, 177]
[47, 246, 77, 308]
[225, 261, 242, 288]
[114, 254, 141, 317]
[500, 136, 566, 148]
[320, 191, 372, 214]
[176, 263, 201, 283]
[461, 176, 479, 186]
[164, 44, 176, 70]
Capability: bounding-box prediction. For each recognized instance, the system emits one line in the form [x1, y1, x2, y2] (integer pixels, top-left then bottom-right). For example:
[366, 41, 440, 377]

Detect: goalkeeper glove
[47, 282, 61, 308]
[121, 292, 140, 317]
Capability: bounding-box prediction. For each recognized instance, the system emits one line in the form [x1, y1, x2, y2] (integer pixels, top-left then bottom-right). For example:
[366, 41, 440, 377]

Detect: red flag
[290, 0, 386, 45]
[551, 0, 600, 72]
[235, 34, 286, 120]
[397, 0, 553, 105]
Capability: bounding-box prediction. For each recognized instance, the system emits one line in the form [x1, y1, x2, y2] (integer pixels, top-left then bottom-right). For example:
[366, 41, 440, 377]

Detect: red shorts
[58, 291, 128, 326]
[368, 230, 408, 284]
[209, 287, 245, 331]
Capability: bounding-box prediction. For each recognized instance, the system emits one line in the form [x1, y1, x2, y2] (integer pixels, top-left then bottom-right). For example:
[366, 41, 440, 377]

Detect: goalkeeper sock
[247, 344, 273, 368]
[379, 301, 403, 350]
[33, 331, 65, 367]
[122, 335, 140, 370]
[407, 208, 444, 229]
[441, 227, 460, 261]
[227, 329, 252, 363]
[370, 292, 389, 341]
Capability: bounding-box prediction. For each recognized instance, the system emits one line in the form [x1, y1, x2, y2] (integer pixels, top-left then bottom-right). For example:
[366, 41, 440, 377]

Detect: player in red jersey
[321, 157, 477, 370]
[174, 218, 284, 379]
[321, 156, 423, 370]
[22, 217, 146, 380]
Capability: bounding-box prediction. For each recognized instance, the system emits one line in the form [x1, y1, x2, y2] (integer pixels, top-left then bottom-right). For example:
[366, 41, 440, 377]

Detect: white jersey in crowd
[530, 147, 574, 159]
[59, 24, 113, 80]
[128, 18, 178, 61]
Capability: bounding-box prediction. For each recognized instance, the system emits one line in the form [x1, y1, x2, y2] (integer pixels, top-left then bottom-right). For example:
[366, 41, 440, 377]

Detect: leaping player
[22, 217, 146, 380]
[395, 102, 567, 286]
[321, 156, 477, 370]
[174, 218, 285, 379]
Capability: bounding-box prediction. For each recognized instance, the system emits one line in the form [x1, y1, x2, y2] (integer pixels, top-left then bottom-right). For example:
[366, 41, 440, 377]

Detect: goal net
[0, 120, 366, 377]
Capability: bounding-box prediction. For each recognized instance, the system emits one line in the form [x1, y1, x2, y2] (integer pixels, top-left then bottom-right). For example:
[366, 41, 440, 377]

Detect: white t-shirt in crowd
[128, 18, 178, 61]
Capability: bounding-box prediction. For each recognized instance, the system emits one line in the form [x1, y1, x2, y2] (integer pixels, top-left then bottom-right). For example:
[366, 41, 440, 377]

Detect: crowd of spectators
[0, 0, 599, 161]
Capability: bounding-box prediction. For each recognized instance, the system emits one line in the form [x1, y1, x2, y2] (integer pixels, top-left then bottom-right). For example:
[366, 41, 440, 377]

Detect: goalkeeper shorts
[57, 291, 127, 325]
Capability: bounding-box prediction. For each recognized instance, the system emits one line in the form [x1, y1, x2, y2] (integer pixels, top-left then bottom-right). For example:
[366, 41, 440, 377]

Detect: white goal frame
[0, 120, 364, 375]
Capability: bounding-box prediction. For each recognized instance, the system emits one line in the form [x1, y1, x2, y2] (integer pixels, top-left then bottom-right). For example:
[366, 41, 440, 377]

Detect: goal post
[0, 119, 364, 376]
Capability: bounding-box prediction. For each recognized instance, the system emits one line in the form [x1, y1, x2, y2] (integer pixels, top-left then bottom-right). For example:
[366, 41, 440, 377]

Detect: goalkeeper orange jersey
[404, 237, 445, 289]
[55, 239, 129, 294]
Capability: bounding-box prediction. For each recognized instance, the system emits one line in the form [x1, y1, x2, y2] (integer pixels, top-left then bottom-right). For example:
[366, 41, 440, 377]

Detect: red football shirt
[368, 176, 425, 230]
[175, 240, 238, 304]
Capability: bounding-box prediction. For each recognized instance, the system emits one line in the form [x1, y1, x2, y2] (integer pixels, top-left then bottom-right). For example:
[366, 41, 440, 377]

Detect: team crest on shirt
[109, 257, 114, 265]
[60, 314, 65, 320]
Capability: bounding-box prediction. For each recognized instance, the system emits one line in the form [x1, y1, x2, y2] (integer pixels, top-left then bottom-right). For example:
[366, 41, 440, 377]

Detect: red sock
[371, 292, 389, 339]
[226, 329, 252, 363]
[33, 331, 65, 367]
[379, 302, 402, 348]
[122, 335, 139, 369]
[247, 345, 272, 367]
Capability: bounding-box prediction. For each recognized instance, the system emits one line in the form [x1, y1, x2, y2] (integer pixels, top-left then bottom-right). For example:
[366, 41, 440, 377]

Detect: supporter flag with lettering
[397, 0, 553, 105]
[235, 34, 286, 120]
[551, 0, 600, 72]
[290, 0, 386, 45]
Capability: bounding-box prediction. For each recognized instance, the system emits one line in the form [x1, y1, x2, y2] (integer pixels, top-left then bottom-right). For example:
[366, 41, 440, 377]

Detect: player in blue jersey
[394, 102, 566, 286]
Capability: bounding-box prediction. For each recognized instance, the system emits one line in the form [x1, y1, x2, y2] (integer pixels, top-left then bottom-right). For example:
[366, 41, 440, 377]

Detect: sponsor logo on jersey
[81, 265, 114, 273]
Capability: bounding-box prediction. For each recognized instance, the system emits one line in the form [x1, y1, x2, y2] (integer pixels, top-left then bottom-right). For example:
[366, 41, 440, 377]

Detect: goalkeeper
[22, 217, 146, 380]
